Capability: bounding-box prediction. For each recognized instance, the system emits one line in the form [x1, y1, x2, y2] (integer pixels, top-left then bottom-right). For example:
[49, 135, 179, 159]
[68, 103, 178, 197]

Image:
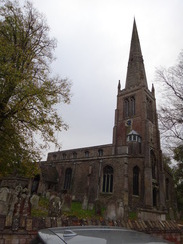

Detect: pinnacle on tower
[125, 19, 148, 89]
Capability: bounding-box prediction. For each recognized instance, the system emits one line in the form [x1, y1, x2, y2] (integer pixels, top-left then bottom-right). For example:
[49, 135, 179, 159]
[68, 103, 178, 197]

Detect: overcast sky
[32, 0, 183, 159]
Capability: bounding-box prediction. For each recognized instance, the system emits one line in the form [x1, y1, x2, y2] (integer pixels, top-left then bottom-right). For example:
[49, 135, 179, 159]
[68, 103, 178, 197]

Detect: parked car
[31, 226, 172, 243]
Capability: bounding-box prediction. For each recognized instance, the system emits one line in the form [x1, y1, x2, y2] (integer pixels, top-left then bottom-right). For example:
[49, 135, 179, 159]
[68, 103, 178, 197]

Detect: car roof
[38, 226, 171, 244]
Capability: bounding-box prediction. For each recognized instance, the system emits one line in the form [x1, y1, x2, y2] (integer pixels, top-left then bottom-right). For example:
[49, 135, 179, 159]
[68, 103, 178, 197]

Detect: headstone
[0, 187, 10, 201]
[30, 194, 39, 209]
[46, 191, 50, 200]
[88, 203, 94, 210]
[62, 194, 71, 212]
[45, 217, 51, 228]
[0, 187, 10, 215]
[82, 195, 88, 210]
[26, 218, 32, 231]
[0, 201, 8, 215]
[48, 196, 62, 217]
[14, 198, 21, 216]
[8, 186, 21, 216]
[116, 200, 124, 219]
[94, 200, 102, 215]
[12, 217, 19, 231]
[5, 215, 12, 227]
[105, 201, 116, 220]
[22, 194, 31, 217]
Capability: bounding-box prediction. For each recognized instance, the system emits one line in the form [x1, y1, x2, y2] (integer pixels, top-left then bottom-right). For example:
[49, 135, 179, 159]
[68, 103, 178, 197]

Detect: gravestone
[88, 203, 94, 210]
[30, 194, 39, 209]
[0, 187, 10, 215]
[48, 196, 62, 217]
[62, 194, 71, 212]
[94, 200, 102, 215]
[46, 191, 50, 200]
[116, 200, 124, 219]
[8, 186, 22, 216]
[82, 195, 88, 210]
[105, 201, 116, 220]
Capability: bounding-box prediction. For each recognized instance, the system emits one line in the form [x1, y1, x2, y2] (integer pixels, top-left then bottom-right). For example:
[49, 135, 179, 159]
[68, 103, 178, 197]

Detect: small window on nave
[85, 151, 89, 158]
[62, 153, 67, 159]
[98, 149, 103, 157]
[73, 152, 77, 159]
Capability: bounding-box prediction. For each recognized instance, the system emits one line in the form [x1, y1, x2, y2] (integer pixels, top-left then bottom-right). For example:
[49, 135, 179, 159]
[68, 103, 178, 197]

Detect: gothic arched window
[130, 96, 135, 116]
[124, 96, 136, 118]
[124, 98, 129, 118]
[64, 168, 72, 190]
[102, 165, 113, 193]
[133, 166, 140, 195]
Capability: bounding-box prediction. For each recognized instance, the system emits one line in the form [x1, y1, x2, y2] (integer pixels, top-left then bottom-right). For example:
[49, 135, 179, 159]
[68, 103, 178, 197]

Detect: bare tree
[156, 50, 183, 152]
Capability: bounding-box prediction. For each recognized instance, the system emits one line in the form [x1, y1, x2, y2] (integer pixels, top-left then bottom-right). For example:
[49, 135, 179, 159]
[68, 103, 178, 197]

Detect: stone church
[39, 20, 175, 220]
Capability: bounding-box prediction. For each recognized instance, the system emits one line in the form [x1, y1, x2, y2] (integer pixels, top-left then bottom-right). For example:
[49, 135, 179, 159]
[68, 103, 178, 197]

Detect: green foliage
[174, 145, 183, 163]
[0, 0, 71, 177]
[39, 196, 49, 208]
[128, 211, 137, 220]
[171, 145, 183, 214]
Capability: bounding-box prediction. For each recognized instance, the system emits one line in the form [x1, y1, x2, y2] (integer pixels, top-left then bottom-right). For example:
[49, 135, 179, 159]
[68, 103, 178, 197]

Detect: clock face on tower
[126, 119, 132, 127]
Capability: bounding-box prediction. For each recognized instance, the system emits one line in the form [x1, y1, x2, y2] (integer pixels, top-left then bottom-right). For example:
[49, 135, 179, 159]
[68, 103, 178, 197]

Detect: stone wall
[0, 215, 182, 244]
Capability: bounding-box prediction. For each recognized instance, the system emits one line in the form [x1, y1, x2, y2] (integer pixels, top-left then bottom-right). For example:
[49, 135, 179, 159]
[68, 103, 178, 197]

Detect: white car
[31, 226, 172, 243]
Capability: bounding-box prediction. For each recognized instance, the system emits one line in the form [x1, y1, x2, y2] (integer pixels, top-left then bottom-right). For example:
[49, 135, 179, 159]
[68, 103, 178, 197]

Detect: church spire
[125, 19, 148, 89]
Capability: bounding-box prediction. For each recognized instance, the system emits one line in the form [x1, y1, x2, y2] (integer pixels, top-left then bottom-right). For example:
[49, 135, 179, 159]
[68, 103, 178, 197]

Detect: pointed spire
[151, 83, 155, 96]
[118, 80, 121, 92]
[125, 19, 148, 89]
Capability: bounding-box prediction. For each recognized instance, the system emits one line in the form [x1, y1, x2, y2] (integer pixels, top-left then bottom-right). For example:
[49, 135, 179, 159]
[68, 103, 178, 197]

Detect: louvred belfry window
[124, 96, 135, 118]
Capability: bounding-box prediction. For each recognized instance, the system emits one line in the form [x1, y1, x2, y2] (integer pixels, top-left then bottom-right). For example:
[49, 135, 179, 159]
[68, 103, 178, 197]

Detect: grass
[63, 201, 97, 219]
[31, 198, 104, 219]
[31, 196, 49, 217]
[31, 208, 48, 217]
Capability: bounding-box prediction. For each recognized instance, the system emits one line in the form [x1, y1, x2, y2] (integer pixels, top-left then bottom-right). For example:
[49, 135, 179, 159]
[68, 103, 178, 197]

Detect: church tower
[113, 19, 166, 211]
